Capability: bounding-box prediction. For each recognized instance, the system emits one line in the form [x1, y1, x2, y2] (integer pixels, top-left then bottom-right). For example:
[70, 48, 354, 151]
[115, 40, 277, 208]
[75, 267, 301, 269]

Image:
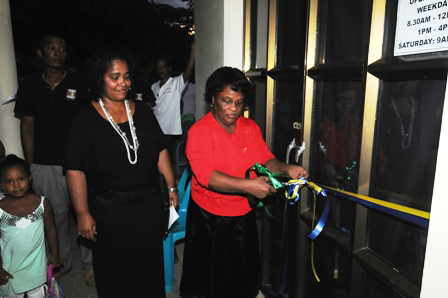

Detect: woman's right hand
[248, 176, 277, 199]
[77, 213, 97, 242]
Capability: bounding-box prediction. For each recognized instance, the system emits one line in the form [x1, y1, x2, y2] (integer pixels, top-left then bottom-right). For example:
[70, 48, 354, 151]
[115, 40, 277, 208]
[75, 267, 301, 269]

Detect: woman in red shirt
[180, 67, 308, 298]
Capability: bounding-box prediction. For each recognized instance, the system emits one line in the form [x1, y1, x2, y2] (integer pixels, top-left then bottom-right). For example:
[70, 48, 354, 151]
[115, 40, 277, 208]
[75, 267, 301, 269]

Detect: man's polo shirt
[14, 71, 88, 165]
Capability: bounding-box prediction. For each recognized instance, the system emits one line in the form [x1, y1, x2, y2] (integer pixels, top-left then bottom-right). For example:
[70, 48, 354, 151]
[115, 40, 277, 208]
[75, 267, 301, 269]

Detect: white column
[0, 1, 21, 157]
[194, 0, 245, 119]
[223, 0, 244, 69]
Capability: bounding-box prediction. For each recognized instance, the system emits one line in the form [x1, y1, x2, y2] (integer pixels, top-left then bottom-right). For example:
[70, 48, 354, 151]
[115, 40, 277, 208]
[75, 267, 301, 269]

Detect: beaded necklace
[99, 99, 139, 164]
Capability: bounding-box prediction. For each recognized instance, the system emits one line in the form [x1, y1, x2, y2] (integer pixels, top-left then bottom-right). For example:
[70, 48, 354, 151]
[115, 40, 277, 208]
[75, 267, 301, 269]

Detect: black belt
[89, 186, 159, 205]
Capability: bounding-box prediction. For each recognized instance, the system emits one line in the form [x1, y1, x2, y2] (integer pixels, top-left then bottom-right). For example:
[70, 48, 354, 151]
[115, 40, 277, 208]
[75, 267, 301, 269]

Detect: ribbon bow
[248, 163, 329, 283]
[250, 163, 286, 189]
[248, 163, 329, 240]
[250, 163, 327, 204]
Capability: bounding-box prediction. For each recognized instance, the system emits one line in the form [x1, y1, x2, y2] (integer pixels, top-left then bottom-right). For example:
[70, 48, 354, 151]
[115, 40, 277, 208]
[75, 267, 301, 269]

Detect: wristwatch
[168, 187, 178, 193]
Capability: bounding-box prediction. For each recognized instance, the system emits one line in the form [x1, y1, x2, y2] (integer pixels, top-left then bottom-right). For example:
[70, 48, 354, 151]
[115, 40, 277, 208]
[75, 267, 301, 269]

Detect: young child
[0, 155, 60, 298]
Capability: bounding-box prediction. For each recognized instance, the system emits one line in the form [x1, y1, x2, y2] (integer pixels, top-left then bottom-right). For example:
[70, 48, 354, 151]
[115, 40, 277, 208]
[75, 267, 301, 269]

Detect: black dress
[65, 101, 167, 297]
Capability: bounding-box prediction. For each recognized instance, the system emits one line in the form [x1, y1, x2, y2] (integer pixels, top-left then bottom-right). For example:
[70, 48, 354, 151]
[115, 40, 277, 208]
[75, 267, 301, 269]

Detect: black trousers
[180, 199, 260, 298]
[88, 190, 166, 297]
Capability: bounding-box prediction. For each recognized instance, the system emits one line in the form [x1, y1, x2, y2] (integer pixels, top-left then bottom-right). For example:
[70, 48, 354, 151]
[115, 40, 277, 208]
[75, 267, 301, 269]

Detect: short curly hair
[205, 67, 253, 106]
[36, 33, 65, 50]
[0, 155, 31, 182]
[84, 46, 136, 101]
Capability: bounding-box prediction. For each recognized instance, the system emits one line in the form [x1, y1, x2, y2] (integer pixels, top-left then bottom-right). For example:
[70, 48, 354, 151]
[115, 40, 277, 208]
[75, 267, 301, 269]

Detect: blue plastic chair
[163, 167, 191, 292]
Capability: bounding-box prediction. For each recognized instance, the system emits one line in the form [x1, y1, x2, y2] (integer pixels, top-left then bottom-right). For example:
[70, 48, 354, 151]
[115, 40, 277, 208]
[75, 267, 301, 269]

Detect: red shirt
[186, 112, 275, 216]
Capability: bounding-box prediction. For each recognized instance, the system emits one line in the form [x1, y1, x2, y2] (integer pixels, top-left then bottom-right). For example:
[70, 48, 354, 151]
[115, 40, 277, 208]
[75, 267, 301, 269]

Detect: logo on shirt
[163, 88, 172, 95]
[66, 89, 76, 100]
[135, 93, 143, 101]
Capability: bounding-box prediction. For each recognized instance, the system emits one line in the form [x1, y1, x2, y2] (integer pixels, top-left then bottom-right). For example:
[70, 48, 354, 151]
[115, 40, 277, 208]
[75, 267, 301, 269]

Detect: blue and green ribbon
[245, 163, 432, 283]
[246, 163, 329, 283]
[247, 163, 329, 240]
[320, 186, 430, 228]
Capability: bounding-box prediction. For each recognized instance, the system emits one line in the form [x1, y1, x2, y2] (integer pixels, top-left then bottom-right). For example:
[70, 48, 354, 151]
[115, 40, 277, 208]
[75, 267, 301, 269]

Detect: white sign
[394, 0, 448, 56]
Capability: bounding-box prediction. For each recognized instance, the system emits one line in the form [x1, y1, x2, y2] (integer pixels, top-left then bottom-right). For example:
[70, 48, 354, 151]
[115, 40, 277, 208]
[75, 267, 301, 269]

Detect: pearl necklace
[391, 96, 415, 149]
[99, 99, 139, 164]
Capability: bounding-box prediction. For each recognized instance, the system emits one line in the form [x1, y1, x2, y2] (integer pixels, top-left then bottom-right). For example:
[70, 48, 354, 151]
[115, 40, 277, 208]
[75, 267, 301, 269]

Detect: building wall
[0, 1, 21, 157]
[194, 0, 244, 119]
[194, 1, 448, 297]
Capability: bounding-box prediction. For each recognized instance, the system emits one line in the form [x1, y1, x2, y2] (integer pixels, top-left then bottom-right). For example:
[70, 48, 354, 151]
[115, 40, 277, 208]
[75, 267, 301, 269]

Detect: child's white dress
[0, 197, 47, 296]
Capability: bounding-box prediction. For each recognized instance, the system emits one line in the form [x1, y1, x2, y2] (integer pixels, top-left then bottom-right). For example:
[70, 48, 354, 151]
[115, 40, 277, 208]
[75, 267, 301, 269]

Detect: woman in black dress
[65, 47, 178, 297]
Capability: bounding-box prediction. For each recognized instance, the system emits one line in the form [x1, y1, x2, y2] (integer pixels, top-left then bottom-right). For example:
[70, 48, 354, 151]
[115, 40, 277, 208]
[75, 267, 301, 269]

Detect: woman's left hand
[285, 165, 309, 180]
[266, 158, 309, 180]
[169, 192, 179, 208]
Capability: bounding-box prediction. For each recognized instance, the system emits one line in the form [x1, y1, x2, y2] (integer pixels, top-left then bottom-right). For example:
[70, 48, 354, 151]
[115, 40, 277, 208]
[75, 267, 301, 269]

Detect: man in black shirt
[14, 34, 94, 285]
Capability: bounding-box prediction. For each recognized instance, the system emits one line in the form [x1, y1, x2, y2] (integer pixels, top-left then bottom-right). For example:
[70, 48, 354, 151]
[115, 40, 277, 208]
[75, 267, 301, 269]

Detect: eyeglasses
[218, 99, 244, 108]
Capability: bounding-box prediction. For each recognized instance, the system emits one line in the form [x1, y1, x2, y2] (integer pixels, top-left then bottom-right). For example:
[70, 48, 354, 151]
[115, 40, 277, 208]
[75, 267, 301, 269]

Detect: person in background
[13, 33, 94, 285]
[0, 155, 60, 298]
[134, 78, 157, 107]
[180, 67, 309, 298]
[131, 61, 157, 106]
[319, 87, 360, 190]
[65, 46, 178, 297]
[151, 39, 195, 158]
